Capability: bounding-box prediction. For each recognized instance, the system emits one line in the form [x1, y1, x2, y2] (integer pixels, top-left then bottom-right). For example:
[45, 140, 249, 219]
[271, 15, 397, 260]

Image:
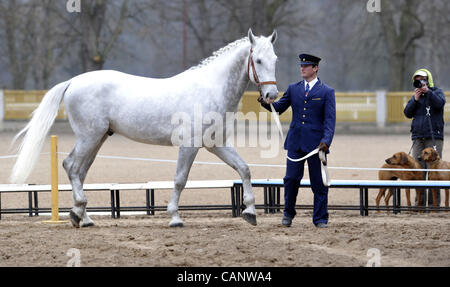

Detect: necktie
[305, 83, 310, 97]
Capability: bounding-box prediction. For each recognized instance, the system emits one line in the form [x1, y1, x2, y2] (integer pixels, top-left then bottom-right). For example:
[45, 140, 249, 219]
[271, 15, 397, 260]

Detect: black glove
[318, 142, 329, 153]
[257, 95, 264, 103]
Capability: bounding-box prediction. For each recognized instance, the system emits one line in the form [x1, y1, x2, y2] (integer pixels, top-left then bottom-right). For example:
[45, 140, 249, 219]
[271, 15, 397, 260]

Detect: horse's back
[63, 70, 191, 145]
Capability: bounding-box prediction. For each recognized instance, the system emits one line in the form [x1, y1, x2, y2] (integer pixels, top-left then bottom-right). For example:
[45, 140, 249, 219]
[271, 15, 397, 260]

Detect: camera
[413, 79, 427, 89]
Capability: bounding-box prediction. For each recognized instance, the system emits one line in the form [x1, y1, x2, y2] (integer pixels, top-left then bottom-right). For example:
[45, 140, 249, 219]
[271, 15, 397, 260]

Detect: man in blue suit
[260, 53, 336, 228]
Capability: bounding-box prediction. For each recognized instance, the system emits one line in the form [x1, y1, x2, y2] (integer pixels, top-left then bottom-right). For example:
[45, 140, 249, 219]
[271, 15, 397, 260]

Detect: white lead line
[0, 155, 18, 159]
[4, 152, 450, 172]
[270, 103, 284, 139]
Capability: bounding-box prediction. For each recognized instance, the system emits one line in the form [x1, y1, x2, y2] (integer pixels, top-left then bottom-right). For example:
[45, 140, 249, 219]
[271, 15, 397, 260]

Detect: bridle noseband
[247, 48, 277, 97]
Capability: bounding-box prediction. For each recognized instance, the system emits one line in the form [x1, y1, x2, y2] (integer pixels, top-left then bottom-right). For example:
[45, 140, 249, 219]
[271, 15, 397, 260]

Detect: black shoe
[315, 223, 328, 228]
[281, 216, 292, 227]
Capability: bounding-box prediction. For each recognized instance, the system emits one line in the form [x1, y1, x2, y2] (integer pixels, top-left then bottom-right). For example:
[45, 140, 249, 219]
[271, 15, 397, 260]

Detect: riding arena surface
[0, 127, 449, 267]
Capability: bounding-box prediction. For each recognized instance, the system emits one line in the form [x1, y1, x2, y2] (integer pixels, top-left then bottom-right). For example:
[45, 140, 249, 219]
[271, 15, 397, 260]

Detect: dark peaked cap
[299, 54, 321, 65]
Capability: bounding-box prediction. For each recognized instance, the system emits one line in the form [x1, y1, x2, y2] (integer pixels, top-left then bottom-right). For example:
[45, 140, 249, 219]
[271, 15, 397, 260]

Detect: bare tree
[0, 1, 79, 89]
[29, 1, 76, 89]
[77, 0, 130, 72]
[379, 0, 424, 91]
[413, 0, 450, 86]
[0, 0, 35, 89]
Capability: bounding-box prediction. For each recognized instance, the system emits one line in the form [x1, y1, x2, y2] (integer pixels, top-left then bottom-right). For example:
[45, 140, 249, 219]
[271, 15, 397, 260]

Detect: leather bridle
[247, 48, 277, 97]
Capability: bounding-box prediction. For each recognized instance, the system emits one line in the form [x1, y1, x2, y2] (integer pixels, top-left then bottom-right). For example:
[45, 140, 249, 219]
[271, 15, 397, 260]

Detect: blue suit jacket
[262, 79, 336, 153]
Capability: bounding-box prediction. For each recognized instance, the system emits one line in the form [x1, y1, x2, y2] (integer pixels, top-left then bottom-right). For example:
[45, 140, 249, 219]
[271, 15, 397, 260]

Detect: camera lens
[413, 79, 423, 88]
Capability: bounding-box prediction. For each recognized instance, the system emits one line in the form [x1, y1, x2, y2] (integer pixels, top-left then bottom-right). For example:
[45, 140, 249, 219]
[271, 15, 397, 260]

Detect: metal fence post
[110, 190, 116, 218]
[150, 189, 155, 215]
[230, 186, 236, 217]
[393, 188, 398, 214]
[360, 188, 364, 216]
[115, 190, 120, 218]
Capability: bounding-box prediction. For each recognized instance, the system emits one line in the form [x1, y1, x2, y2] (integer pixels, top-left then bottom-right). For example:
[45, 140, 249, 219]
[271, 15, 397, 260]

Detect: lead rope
[425, 106, 437, 151]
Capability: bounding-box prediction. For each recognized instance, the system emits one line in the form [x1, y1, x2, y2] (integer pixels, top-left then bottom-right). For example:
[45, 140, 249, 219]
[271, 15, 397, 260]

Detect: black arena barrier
[0, 179, 449, 220]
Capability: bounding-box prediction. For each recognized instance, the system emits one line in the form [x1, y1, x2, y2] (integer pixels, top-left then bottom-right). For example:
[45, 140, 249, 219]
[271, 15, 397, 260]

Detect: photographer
[404, 69, 446, 207]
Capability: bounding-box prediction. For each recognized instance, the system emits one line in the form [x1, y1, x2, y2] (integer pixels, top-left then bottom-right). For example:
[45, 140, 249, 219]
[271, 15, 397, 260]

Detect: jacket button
[302, 122, 305, 124]
[304, 101, 307, 104]
[304, 108, 307, 111]
[303, 115, 306, 118]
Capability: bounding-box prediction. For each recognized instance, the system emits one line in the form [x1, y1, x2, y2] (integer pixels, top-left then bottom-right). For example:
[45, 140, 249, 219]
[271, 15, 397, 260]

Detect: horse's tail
[10, 80, 71, 184]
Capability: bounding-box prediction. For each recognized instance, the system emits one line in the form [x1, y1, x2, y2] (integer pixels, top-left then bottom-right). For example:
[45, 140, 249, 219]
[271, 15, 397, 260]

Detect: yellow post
[50, 135, 59, 221]
[42, 135, 67, 224]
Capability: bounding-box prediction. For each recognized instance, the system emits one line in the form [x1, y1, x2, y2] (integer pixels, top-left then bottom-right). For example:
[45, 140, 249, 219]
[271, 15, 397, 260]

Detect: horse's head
[248, 29, 278, 104]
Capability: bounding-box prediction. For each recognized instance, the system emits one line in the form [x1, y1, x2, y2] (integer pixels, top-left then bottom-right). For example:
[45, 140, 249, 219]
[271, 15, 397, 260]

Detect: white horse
[10, 29, 279, 228]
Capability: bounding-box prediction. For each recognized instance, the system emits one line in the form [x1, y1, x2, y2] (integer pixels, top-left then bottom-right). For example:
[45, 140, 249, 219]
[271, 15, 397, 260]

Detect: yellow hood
[412, 69, 434, 88]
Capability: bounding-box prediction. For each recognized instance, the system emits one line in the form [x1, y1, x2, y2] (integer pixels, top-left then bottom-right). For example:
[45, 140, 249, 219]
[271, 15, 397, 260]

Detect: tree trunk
[78, 0, 129, 73]
[379, 0, 424, 91]
[79, 0, 107, 72]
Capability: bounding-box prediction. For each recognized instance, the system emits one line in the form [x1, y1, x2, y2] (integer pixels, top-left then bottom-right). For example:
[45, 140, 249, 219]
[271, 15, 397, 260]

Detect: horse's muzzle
[265, 91, 278, 101]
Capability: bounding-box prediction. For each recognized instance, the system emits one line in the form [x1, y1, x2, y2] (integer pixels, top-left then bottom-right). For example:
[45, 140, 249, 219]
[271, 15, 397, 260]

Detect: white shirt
[304, 77, 318, 91]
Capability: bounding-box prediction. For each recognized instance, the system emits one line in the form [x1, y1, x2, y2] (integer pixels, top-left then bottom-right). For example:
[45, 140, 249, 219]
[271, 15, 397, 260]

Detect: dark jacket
[261, 78, 336, 153]
[403, 87, 445, 140]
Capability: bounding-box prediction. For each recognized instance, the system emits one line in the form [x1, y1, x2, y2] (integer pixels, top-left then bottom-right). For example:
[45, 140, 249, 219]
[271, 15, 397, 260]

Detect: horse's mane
[189, 37, 249, 70]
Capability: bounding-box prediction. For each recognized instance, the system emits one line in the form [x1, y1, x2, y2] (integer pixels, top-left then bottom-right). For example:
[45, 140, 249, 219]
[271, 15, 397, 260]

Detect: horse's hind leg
[206, 146, 256, 225]
[63, 133, 108, 228]
[167, 146, 200, 227]
[77, 133, 109, 227]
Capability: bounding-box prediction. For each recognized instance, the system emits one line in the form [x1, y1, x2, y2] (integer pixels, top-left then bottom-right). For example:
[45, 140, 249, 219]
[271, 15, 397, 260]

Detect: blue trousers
[283, 149, 329, 225]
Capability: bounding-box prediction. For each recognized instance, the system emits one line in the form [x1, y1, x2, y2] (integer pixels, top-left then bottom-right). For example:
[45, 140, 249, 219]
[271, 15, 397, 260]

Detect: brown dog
[420, 147, 450, 211]
[376, 152, 424, 211]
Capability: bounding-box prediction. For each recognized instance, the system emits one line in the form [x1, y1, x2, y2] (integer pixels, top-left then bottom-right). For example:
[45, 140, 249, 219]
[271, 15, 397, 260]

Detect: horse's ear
[248, 28, 256, 46]
[270, 30, 277, 44]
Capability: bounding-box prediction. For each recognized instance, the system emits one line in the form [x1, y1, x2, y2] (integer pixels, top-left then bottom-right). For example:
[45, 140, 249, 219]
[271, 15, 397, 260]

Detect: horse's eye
[256, 59, 262, 64]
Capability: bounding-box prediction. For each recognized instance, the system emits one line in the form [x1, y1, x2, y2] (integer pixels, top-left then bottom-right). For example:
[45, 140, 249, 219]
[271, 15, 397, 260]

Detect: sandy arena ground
[0, 128, 449, 267]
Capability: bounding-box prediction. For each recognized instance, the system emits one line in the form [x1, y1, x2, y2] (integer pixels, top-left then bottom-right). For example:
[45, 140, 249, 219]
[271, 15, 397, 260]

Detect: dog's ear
[400, 153, 408, 165]
[432, 150, 440, 161]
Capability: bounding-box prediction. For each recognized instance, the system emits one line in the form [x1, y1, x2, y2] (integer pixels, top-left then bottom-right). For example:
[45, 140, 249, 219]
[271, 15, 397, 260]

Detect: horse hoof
[242, 213, 257, 226]
[169, 222, 184, 228]
[69, 211, 81, 228]
[81, 222, 95, 228]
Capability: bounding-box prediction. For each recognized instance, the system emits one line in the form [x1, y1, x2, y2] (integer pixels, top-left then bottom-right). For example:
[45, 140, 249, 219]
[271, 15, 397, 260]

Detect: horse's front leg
[206, 146, 256, 225]
[167, 146, 200, 227]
